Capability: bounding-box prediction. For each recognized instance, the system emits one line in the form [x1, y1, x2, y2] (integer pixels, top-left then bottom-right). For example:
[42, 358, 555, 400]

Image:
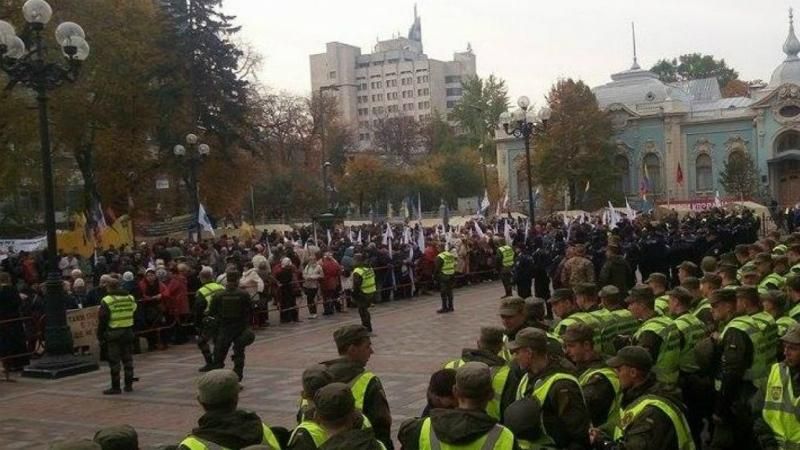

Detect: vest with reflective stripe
[760, 273, 786, 291]
[180, 424, 281, 450]
[692, 298, 711, 320]
[198, 282, 225, 313]
[738, 261, 755, 282]
[752, 311, 779, 380]
[762, 362, 800, 449]
[289, 421, 327, 448]
[438, 252, 456, 276]
[579, 367, 621, 432]
[516, 372, 582, 448]
[599, 309, 641, 356]
[633, 316, 680, 384]
[353, 267, 377, 294]
[719, 316, 765, 385]
[588, 308, 616, 352]
[556, 311, 601, 337]
[350, 371, 376, 411]
[789, 303, 800, 322]
[418, 418, 514, 450]
[673, 312, 706, 373]
[655, 295, 670, 316]
[791, 263, 800, 275]
[778, 316, 798, 337]
[499, 335, 512, 362]
[613, 395, 695, 450]
[443, 359, 509, 421]
[499, 246, 514, 268]
[101, 295, 137, 329]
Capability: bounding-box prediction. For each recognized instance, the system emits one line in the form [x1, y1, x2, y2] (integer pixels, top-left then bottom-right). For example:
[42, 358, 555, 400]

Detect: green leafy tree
[719, 152, 760, 200]
[449, 75, 509, 148]
[650, 53, 739, 91]
[371, 115, 421, 162]
[534, 79, 618, 210]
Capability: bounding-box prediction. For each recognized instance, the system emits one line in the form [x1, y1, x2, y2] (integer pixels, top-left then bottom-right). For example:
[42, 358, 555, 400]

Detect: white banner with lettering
[0, 236, 47, 260]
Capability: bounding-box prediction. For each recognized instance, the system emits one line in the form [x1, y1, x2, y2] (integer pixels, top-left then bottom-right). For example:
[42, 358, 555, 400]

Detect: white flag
[714, 191, 722, 208]
[327, 229, 332, 245]
[417, 228, 425, 251]
[198, 203, 215, 237]
[473, 221, 485, 238]
[357, 229, 362, 243]
[625, 198, 635, 219]
[504, 220, 512, 244]
[503, 189, 509, 210]
[480, 189, 490, 216]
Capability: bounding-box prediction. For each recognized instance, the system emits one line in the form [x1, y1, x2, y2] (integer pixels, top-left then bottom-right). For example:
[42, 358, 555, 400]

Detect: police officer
[442, 326, 518, 422]
[753, 324, 800, 450]
[435, 243, 456, 313]
[97, 276, 137, 395]
[590, 346, 695, 450]
[708, 288, 760, 450]
[644, 273, 670, 316]
[195, 266, 225, 372]
[754, 253, 786, 291]
[761, 290, 798, 338]
[597, 285, 640, 357]
[562, 324, 621, 434]
[549, 288, 600, 337]
[313, 383, 387, 450]
[496, 239, 515, 298]
[208, 269, 253, 381]
[667, 286, 709, 447]
[626, 285, 680, 386]
[509, 327, 591, 449]
[322, 325, 392, 450]
[352, 254, 376, 332]
[398, 362, 515, 450]
[178, 369, 282, 449]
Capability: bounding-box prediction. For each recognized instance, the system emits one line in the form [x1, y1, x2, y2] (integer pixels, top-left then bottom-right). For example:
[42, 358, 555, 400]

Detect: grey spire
[408, 3, 422, 44]
[631, 22, 641, 70]
[784, 7, 800, 61]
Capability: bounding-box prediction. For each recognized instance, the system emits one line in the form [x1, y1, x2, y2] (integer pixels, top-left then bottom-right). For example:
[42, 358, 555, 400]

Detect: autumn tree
[533, 79, 618, 210]
[337, 155, 394, 214]
[650, 53, 739, 92]
[449, 75, 509, 149]
[719, 152, 760, 200]
[372, 115, 422, 162]
[419, 113, 458, 154]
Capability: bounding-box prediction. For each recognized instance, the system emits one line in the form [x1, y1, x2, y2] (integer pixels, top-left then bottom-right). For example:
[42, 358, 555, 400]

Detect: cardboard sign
[67, 306, 99, 348]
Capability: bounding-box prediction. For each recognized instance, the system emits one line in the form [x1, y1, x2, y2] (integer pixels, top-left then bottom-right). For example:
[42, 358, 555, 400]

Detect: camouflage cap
[680, 276, 700, 291]
[607, 345, 653, 371]
[50, 440, 102, 450]
[302, 364, 332, 397]
[561, 323, 595, 344]
[781, 323, 800, 345]
[479, 326, 505, 349]
[93, 425, 138, 450]
[333, 324, 370, 349]
[644, 272, 668, 286]
[499, 296, 525, 316]
[678, 261, 699, 274]
[506, 327, 548, 352]
[598, 285, 620, 299]
[666, 286, 693, 304]
[549, 288, 575, 303]
[709, 288, 737, 305]
[625, 284, 655, 306]
[700, 256, 718, 273]
[574, 283, 598, 296]
[197, 369, 240, 406]
[314, 382, 355, 421]
[455, 361, 494, 399]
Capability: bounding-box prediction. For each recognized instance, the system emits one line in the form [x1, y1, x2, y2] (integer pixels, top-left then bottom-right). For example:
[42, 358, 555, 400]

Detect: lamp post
[499, 96, 550, 222]
[1, 0, 97, 378]
[318, 83, 356, 212]
[174, 133, 210, 241]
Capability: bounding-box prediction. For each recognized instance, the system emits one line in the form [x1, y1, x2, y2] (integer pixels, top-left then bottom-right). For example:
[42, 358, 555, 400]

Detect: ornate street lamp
[499, 96, 551, 223]
[1, 0, 97, 378]
[174, 133, 210, 241]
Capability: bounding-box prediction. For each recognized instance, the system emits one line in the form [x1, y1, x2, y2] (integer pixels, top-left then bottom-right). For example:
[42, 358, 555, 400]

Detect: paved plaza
[0, 281, 502, 449]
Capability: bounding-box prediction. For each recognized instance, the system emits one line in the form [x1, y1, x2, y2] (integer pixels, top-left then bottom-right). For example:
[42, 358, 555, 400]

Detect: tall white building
[309, 6, 476, 150]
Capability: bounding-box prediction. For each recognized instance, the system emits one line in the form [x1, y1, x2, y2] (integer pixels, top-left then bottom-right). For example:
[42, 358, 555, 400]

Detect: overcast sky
[224, 0, 794, 107]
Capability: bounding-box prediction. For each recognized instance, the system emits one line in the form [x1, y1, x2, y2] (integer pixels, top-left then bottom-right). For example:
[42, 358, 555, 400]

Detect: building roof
[593, 67, 691, 111]
[668, 78, 721, 103]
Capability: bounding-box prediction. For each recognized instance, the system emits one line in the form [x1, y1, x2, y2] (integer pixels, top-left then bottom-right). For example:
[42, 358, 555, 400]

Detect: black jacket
[399, 408, 520, 450]
[613, 375, 689, 450]
[458, 348, 520, 422]
[178, 409, 266, 450]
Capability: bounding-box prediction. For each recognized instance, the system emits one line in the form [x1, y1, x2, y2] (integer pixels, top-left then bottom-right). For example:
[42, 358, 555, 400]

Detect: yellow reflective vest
[289, 420, 327, 448]
[418, 417, 514, 450]
[101, 295, 137, 329]
[579, 367, 621, 432]
[516, 371, 582, 448]
[499, 246, 514, 268]
[438, 251, 456, 276]
[180, 423, 282, 450]
[633, 316, 680, 385]
[613, 395, 695, 450]
[673, 312, 706, 373]
[198, 282, 225, 313]
[444, 358, 510, 421]
[762, 362, 800, 450]
[353, 267, 377, 294]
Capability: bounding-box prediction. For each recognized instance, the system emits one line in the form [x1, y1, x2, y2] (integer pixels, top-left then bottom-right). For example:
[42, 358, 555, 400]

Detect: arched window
[777, 130, 800, 153]
[615, 155, 630, 193]
[696, 154, 713, 192]
[643, 153, 662, 193]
